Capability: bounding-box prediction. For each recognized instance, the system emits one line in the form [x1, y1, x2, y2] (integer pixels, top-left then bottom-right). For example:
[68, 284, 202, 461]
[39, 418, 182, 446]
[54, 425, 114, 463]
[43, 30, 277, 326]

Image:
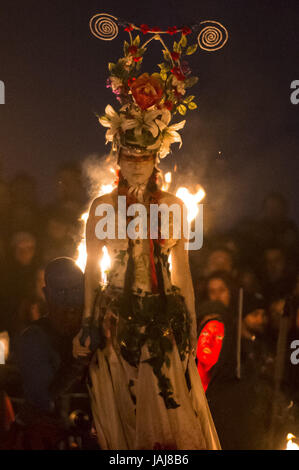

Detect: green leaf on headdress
[138, 48, 147, 56]
[173, 41, 181, 53]
[108, 62, 116, 73]
[123, 41, 129, 56]
[177, 104, 187, 115]
[158, 63, 171, 73]
[184, 76, 199, 88]
[179, 34, 187, 49]
[160, 72, 168, 81]
[183, 95, 195, 104]
[152, 72, 162, 80]
[186, 44, 198, 55]
[163, 50, 171, 62]
[133, 35, 141, 47]
[188, 102, 198, 110]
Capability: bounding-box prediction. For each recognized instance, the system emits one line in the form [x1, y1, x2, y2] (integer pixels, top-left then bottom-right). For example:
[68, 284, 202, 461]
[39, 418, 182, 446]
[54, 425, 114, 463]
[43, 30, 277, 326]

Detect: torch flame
[176, 186, 206, 222]
[75, 179, 114, 274]
[100, 246, 111, 285]
[162, 172, 172, 192]
[286, 433, 299, 450]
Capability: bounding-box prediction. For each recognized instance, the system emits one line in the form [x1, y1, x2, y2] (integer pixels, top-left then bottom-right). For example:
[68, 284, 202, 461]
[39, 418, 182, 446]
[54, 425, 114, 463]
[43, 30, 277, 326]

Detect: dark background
[0, 0, 298, 230]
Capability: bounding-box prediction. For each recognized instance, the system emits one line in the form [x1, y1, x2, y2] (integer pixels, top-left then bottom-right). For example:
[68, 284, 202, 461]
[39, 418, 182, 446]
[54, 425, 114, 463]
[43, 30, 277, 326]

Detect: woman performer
[73, 21, 221, 450]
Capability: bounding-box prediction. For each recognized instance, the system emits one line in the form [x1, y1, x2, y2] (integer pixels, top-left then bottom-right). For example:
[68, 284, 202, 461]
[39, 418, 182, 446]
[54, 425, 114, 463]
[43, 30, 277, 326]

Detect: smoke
[81, 152, 118, 205]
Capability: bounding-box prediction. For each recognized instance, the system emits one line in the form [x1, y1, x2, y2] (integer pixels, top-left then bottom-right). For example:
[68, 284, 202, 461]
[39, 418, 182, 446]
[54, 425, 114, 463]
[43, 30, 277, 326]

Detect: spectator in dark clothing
[41, 209, 78, 265]
[47, 163, 88, 223]
[260, 246, 295, 302]
[14, 257, 86, 449]
[197, 271, 238, 321]
[206, 292, 274, 449]
[17, 257, 84, 411]
[2, 232, 39, 336]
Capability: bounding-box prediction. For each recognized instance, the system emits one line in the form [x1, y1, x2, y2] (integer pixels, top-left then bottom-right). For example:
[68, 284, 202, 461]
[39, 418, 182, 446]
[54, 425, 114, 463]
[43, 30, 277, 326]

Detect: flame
[0, 332, 9, 365]
[176, 186, 206, 222]
[75, 180, 114, 275]
[97, 184, 114, 197]
[168, 254, 172, 272]
[162, 172, 172, 192]
[286, 433, 299, 450]
[100, 246, 111, 285]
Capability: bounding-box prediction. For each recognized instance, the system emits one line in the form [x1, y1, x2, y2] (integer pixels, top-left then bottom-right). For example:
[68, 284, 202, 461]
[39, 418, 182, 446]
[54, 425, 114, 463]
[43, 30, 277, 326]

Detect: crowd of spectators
[0, 163, 89, 339]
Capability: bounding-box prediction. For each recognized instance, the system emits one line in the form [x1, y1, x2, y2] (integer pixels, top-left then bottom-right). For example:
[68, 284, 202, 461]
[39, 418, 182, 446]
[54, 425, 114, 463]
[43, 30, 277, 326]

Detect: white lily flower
[155, 109, 172, 132]
[153, 120, 186, 159]
[98, 105, 136, 143]
[128, 108, 162, 140]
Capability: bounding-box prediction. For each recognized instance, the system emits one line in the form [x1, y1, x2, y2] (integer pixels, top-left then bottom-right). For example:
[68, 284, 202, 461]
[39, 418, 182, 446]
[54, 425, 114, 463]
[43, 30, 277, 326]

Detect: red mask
[196, 320, 224, 391]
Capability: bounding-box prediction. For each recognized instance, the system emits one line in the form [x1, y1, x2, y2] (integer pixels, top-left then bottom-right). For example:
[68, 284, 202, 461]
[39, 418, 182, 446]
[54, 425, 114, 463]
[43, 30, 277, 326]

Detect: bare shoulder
[88, 189, 117, 215]
[158, 190, 184, 207]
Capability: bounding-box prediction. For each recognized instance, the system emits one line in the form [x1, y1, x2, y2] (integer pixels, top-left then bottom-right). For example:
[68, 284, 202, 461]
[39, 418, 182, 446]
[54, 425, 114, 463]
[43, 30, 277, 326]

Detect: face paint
[197, 320, 224, 370]
[119, 149, 155, 186]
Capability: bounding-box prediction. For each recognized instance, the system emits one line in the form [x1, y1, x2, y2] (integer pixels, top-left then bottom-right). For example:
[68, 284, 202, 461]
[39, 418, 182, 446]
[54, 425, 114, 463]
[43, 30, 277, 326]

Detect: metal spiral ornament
[198, 20, 228, 51]
[89, 13, 119, 41]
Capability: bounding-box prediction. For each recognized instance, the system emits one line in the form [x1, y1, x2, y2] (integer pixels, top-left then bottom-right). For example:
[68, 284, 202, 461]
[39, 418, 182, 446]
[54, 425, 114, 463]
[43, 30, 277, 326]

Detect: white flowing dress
[88, 234, 220, 450]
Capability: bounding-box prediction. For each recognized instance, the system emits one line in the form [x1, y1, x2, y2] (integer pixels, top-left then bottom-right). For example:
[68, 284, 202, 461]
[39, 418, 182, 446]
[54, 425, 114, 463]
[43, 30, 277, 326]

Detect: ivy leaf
[183, 95, 195, 104]
[163, 50, 171, 62]
[173, 41, 181, 53]
[177, 104, 187, 115]
[179, 33, 187, 49]
[133, 35, 140, 47]
[186, 44, 198, 55]
[160, 72, 168, 81]
[123, 41, 129, 56]
[158, 63, 170, 73]
[184, 76, 199, 88]
[188, 102, 198, 110]
[108, 62, 115, 73]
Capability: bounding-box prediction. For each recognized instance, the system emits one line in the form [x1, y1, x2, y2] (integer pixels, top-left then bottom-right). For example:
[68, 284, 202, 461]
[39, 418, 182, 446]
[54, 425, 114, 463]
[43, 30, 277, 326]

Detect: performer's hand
[102, 310, 118, 339]
[73, 330, 91, 359]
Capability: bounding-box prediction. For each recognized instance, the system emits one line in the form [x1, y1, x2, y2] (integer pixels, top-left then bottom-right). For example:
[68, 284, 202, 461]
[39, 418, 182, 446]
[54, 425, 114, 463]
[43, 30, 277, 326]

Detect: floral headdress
[90, 14, 228, 160]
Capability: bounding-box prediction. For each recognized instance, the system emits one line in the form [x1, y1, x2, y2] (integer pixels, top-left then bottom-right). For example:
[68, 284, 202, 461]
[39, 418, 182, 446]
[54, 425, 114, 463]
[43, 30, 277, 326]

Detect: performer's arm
[73, 198, 103, 357]
[171, 236, 197, 357]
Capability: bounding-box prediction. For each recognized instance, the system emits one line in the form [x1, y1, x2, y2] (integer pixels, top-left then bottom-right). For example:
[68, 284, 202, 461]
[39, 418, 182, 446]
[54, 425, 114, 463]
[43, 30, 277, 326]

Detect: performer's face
[197, 320, 224, 370]
[119, 148, 155, 186]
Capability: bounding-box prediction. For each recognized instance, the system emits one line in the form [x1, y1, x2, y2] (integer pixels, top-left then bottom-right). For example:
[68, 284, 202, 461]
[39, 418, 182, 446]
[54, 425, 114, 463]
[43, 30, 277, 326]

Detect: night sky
[0, 0, 298, 229]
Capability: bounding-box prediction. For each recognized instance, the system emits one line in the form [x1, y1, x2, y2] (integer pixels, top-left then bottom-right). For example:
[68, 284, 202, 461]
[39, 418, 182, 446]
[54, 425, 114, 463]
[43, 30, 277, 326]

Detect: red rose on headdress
[171, 66, 186, 81]
[164, 100, 173, 111]
[182, 26, 192, 35]
[150, 26, 160, 33]
[130, 73, 164, 110]
[128, 45, 138, 55]
[170, 51, 180, 62]
[124, 24, 134, 32]
[167, 26, 178, 35]
[140, 24, 150, 34]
